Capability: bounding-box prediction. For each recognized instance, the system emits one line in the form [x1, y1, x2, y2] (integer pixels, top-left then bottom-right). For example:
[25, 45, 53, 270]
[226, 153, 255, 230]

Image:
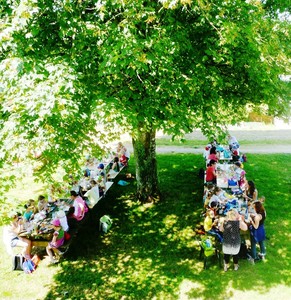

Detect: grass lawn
[0, 154, 290, 300]
[155, 137, 291, 147]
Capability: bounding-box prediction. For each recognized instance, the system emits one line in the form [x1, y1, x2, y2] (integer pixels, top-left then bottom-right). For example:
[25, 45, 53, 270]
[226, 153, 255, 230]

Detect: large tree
[0, 0, 290, 203]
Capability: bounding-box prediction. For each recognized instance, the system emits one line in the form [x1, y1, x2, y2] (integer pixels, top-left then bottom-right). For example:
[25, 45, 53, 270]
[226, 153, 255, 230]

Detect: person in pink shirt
[70, 191, 88, 221]
[207, 147, 219, 162]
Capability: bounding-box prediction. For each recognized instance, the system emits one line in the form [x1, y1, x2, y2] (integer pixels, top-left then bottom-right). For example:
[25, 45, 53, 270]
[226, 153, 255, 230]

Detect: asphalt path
[125, 128, 291, 154]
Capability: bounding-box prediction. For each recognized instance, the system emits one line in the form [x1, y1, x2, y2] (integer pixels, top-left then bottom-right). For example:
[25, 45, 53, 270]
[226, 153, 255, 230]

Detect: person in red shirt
[205, 159, 217, 184]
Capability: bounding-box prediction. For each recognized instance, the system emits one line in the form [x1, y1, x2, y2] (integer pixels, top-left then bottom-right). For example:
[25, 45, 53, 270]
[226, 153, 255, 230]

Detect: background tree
[0, 0, 290, 204]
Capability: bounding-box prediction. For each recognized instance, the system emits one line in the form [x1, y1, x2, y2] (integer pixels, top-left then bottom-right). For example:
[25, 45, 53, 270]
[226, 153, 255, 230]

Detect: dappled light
[1, 154, 291, 299]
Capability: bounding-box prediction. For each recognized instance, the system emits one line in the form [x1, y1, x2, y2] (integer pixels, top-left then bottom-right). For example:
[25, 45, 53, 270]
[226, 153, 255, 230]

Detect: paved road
[125, 128, 291, 154]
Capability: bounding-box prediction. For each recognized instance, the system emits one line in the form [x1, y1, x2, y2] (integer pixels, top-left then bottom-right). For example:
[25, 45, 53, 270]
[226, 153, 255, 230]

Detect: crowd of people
[201, 135, 267, 271]
[4, 142, 130, 265]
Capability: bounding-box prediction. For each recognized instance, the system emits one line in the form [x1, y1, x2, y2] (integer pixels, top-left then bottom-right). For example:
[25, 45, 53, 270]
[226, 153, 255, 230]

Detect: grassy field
[0, 153, 291, 300]
[155, 137, 291, 147]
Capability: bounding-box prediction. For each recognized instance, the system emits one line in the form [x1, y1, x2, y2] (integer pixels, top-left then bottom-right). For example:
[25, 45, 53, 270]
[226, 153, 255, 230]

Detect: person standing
[249, 201, 266, 263]
[243, 180, 258, 202]
[220, 210, 248, 271]
[205, 160, 217, 185]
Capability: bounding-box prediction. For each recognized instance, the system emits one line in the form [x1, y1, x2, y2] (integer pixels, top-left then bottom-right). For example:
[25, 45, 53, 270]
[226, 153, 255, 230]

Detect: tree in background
[0, 0, 290, 204]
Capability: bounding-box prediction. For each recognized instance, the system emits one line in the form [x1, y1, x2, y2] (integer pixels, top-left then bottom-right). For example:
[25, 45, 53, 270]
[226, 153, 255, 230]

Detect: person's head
[114, 156, 119, 163]
[210, 147, 217, 155]
[9, 211, 19, 221]
[234, 161, 241, 168]
[38, 195, 45, 201]
[24, 199, 35, 209]
[213, 186, 221, 194]
[98, 163, 104, 170]
[247, 180, 255, 194]
[253, 201, 265, 214]
[206, 183, 214, 190]
[248, 180, 255, 189]
[227, 209, 238, 221]
[70, 190, 78, 199]
[209, 159, 216, 166]
[51, 219, 61, 228]
[90, 180, 97, 186]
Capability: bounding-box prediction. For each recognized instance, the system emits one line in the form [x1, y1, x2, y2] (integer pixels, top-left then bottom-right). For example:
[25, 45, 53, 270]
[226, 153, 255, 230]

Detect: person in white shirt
[4, 212, 32, 258]
[228, 134, 240, 151]
[84, 180, 100, 208]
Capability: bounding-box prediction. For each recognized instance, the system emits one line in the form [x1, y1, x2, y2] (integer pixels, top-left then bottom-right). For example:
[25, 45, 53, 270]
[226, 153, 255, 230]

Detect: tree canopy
[0, 0, 290, 205]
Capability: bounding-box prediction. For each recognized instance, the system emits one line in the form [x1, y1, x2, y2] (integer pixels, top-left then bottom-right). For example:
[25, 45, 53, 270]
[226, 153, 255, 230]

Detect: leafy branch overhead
[0, 0, 290, 202]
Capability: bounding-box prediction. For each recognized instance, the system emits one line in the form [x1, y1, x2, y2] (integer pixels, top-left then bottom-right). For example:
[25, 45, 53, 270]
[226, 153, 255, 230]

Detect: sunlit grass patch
[0, 153, 290, 299]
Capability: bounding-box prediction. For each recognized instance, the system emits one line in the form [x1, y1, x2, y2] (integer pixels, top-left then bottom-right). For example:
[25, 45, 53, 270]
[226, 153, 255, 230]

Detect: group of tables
[19, 155, 126, 249]
[203, 145, 252, 220]
[19, 199, 72, 248]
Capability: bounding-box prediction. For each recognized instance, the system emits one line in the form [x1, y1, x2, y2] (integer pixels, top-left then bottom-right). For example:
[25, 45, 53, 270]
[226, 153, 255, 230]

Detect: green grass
[155, 138, 291, 147]
[0, 154, 291, 300]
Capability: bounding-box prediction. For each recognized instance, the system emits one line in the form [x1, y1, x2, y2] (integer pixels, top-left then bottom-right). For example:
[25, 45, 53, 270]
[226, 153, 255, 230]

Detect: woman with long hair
[220, 210, 248, 271]
[249, 201, 266, 263]
[244, 180, 258, 202]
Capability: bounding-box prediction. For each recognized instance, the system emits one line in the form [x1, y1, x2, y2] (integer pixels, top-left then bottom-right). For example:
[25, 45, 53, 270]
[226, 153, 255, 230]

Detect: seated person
[55, 210, 69, 232]
[111, 156, 120, 172]
[107, 157, 121, 179]
[84, 180, 100, 208]
[116, 142, 130, 164]
[209, 187, 228, 211]
[203, 210, 223, 243]
[79, 171, 92, 197]
[233, 161, 244, 183]
[23, 199, 37, 222]
[46, 219, 65, 264]
[119, 154, 128, 167]
[3, 212, 32, 258]
[37, 195, 48, 212]
[70, 191, 88, 221]
[238, 170, 247, 189]
[232, 149, 240, 162]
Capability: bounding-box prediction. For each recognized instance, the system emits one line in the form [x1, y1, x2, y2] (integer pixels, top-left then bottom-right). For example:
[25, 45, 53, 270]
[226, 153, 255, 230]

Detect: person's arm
[250, 214, 261, 229]
[212, 166, 217, 177]
[12, 218, 24, 234]
[252, 189, 258, 201]
[239, 220, 248, 231]
[51, 231, 58, 246]
[238, 214, 248, 231]
[219, 221, 224, 232]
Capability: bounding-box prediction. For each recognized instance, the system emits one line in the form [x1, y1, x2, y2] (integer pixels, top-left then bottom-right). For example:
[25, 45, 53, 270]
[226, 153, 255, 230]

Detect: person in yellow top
[203, 210, 223, 243]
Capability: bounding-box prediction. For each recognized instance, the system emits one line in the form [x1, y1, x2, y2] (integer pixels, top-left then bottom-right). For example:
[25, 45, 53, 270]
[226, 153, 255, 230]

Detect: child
[46, 219, 65, 264]
[37, 195, 48, 212]
[203, 210, 223, 243]
[23, 199, 37, 222]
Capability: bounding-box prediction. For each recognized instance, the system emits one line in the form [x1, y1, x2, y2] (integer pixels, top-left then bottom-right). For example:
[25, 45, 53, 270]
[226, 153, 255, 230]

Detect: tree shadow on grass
[44, 155, 291, 300]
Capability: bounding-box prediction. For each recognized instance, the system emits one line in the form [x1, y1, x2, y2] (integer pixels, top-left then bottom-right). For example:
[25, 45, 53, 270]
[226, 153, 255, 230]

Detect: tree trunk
[132, 126, 160, 203]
